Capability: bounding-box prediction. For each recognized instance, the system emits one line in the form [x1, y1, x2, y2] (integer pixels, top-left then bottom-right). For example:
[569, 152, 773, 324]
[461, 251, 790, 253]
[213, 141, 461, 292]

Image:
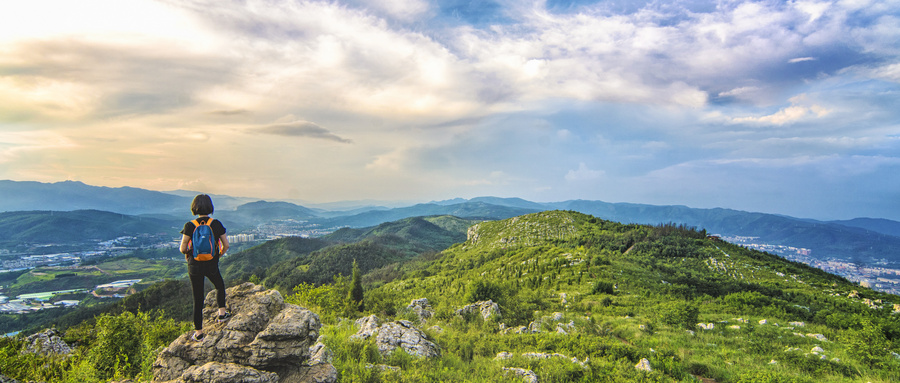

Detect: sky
[0, 0, 898, 220]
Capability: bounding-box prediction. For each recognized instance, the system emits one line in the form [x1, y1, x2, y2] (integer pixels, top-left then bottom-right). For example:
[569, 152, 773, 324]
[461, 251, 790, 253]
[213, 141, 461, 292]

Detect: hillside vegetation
[2, 211, 899, 382]
[307, 211, 900, 382]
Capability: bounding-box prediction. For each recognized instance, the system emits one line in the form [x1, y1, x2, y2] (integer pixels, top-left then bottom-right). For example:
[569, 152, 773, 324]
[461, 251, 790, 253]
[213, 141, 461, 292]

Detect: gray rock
[291, 363, 339, 383]
[349, 316, 441, 359]
[455, 300, 501, 320]
[375, 320, 441, 358]
[308, 342, 333, 365]
[406, 298, 434, 322]
[176, 362, 279, 383]
[635, 358, 652, 372]
[21, 328, 73, 356]
[152, 282, 334, 383]
[495, 351, 513, 360]
[351, 315, 381, 340]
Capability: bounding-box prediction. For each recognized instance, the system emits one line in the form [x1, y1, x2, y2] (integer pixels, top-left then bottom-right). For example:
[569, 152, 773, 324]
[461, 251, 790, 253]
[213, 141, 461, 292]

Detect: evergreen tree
[348, 259, 364, 311]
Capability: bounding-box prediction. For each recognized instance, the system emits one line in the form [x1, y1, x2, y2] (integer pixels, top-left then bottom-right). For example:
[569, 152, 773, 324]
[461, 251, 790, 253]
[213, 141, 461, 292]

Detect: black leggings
[188, 261, 226, 330]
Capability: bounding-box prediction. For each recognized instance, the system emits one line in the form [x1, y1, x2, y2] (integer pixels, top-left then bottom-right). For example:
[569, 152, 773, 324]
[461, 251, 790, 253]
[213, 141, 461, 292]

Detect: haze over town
[1, 0, 899, 220]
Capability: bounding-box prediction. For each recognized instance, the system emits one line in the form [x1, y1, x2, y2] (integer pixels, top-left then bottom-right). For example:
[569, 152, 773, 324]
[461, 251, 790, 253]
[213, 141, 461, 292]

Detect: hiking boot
[191, 331, 205, 342]
[217, 312, 232, 323]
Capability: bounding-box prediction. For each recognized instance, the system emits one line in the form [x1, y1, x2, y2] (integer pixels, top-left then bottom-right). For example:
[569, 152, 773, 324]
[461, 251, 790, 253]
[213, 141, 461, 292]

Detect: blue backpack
[190, 218, 219, 261]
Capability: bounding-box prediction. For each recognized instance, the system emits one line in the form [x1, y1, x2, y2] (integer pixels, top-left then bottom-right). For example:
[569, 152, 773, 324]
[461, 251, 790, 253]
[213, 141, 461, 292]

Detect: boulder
[350, 315, 381, 340]
[177, 362, 279, 383]
[375, 320, 441, 358]
[152, 282, 334, 383]
[21, 328, 73, 356]
[350, 315, 441, 358]
[405, 298, 434, 322]
[308, 342, 333, 365]
[455, 300, 501, 320]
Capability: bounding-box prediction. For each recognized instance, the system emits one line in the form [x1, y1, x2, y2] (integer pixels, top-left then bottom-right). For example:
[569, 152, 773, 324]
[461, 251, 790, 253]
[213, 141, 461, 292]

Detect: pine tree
[348, 259, 364, 311]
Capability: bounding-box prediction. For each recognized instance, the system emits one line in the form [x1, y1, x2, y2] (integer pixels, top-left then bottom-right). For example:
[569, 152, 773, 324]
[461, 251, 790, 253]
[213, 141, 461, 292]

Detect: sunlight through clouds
[0, 0, 898, 218]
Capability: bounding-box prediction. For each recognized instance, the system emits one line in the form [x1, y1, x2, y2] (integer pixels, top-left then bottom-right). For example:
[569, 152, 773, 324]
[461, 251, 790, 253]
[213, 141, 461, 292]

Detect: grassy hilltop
[312, 211, 899, 382]
[2, 211, 899, 382]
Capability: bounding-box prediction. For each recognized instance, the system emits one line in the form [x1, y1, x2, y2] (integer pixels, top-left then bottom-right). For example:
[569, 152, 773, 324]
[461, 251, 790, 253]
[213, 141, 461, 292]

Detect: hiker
[179, 194, 231, 341]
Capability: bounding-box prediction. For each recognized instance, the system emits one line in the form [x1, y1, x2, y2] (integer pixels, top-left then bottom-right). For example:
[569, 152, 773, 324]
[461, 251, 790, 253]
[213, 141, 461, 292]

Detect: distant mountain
[0, 180, 189, 215]
[233, 201, 320, 220]
[553, 200, 900, 264]
[316, 201, 540, 228]
[324, 216, 471, 250]
[0, 210, 180, 244]
[4, 180, 900, 268]
[829, 218, 900, 238]
[159, 189, 258, 211]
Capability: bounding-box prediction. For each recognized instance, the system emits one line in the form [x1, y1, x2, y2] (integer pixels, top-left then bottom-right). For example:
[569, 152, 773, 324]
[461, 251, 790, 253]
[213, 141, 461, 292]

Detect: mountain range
[2, 180, 899, 267]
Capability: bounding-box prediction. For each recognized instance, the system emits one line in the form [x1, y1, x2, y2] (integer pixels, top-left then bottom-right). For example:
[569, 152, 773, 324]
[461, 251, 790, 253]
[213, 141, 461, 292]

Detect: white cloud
[565, 163, 604, 182]
[731, 95, 832, 125]
[788, 56, 816, 63]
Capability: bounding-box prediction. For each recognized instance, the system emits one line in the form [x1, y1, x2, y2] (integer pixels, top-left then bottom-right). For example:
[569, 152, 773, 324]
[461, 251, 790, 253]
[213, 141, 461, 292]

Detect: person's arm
[219, 234, 229, 255]
[180, 234, 192, 261]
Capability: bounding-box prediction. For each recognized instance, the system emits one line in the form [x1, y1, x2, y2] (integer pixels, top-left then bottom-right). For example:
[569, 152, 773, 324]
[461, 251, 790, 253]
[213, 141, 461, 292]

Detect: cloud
[255, 121, 352, 143]
[788, 56, 816, 63]
[731, 95, 831, 125]
[565, 163, 604, 182]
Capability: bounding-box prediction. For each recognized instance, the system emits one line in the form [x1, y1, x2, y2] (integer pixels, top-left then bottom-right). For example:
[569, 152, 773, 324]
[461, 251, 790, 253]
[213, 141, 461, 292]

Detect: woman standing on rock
[179, 194, 232, 341]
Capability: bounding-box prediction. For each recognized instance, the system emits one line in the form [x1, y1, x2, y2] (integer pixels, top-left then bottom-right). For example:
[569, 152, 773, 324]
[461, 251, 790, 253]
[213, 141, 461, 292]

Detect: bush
[592, 281, 615, 295]
[656, 300, 699, 329]
[464, 279, 502, 303]
[86, 310, 188, 381]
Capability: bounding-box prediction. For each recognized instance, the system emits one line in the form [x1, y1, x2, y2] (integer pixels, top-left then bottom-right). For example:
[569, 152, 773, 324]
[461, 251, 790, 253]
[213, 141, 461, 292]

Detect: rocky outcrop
[351, 315, 441, 358]
[152, 282, 334, 383]
[21, 328, 73, 357]
[405, 298, 434, 322]
[455, 300, 501, 320]
[0, 374, 20, 383]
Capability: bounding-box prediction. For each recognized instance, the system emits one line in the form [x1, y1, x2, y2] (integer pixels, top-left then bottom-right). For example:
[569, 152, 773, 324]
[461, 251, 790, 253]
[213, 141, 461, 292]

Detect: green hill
[0, 210, 179, 245]
[232, 216, 473, 292]
[314, 211, 899, 382]
[218, 236, 331, 282]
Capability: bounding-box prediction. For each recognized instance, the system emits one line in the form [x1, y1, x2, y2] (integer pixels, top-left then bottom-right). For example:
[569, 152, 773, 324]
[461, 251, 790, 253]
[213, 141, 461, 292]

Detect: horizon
[1, 1, 898, 221]
[5, 178, 899, 222]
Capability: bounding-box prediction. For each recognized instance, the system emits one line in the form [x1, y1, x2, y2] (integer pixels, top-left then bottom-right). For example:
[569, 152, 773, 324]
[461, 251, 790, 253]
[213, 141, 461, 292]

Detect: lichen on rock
[152, 282, 334, 383]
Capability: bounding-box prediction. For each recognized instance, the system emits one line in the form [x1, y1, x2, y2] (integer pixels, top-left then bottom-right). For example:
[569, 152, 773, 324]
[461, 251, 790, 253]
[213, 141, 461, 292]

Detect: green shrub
[592, 281, 615, 295]
[465, 279, 502, 303]
[657, 300, 699, 330]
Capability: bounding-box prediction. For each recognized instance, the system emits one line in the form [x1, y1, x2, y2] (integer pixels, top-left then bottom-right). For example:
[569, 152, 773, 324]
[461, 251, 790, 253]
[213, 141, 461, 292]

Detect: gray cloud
[255, 121, 352, 143]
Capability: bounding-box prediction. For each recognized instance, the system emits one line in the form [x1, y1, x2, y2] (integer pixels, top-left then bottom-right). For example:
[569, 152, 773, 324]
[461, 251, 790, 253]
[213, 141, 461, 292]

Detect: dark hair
[191, 194, 214, 215]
